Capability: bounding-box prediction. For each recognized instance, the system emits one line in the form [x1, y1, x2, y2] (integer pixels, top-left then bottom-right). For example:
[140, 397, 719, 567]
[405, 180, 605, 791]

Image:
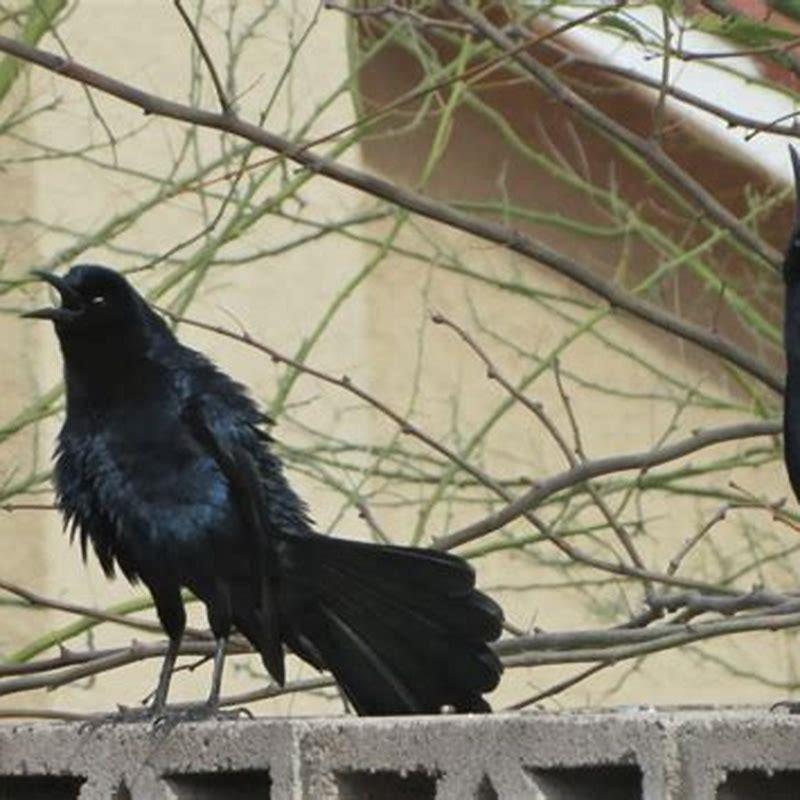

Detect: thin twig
[446, 0, 781, 267]
[437, 420, 780, 550]
[173, 0, 232, 115]
[506, 662, 611, 710]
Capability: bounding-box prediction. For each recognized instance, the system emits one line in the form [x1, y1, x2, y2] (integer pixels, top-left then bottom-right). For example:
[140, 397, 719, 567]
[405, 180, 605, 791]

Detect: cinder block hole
[716, 769, 800, 800]
[525, 765, 642, 800]
[335, 769, 438, 800]
[476, 774, 498, 800]
[112, 781, 132, 800]
[164, 770, 271, 799]
[0, 775, 85, 800]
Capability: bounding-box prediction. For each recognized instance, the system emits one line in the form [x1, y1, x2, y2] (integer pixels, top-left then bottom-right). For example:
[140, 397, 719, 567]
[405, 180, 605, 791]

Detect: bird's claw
[80, 703, 252, 734]
[79, 704, 160, 732]
[151, 704, 253, 734]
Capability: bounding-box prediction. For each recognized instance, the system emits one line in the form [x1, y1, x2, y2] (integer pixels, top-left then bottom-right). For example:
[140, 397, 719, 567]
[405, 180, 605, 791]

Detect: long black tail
[274, 534, 504, 715]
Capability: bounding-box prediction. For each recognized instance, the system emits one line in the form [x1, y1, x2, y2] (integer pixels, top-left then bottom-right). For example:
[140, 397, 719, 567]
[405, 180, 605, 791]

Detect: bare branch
[0, 32, 781, 392]
[437, 420, 780, 550]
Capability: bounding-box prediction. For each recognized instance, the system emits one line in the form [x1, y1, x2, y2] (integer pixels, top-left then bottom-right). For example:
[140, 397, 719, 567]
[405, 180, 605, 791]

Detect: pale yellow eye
[90, 295, 106, 305]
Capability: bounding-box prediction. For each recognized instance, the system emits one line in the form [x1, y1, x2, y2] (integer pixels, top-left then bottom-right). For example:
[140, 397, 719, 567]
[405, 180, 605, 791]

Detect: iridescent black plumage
[28, 265, 503, 716]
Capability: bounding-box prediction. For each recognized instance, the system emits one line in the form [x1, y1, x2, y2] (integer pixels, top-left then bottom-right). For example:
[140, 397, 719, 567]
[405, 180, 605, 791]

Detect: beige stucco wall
[0, 1, 795, 719]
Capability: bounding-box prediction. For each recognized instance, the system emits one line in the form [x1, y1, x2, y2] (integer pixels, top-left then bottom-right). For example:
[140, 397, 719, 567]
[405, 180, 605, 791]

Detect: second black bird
[26, 265, 503, 717]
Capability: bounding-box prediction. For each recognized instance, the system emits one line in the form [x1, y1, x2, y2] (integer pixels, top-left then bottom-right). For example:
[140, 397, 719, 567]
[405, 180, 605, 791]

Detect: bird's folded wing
[182, 397, 285, 685]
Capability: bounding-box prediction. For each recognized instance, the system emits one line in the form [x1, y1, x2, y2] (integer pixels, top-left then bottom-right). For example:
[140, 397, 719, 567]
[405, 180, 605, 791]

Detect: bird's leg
[146, 587, 249, 725]
[186, 636, 251, 718]
[197, 636, 252, 719]
[150, 635, 181, 715]
[138, 584, 186, 720]
[204, 635, 227, 713]
[80, 585, 186, 728]
[173, 584, 250, 718]
[109, 638, 183, 723]
[151, 637, 252, 726]
[79, 638, 182, 730]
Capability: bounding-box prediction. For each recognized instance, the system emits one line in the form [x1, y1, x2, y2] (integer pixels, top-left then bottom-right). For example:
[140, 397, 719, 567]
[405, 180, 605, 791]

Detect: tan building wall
[0, 1, 794, 718]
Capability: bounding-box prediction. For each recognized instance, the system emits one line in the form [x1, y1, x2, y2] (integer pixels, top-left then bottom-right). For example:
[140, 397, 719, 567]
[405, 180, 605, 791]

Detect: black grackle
[24, 265, 503, 719]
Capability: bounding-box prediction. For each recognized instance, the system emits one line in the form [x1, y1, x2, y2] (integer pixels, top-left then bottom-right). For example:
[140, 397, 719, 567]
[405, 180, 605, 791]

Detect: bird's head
[23, 265, 171, 360]
[24, 263, 157, 331]
[785, 146, 800, 285]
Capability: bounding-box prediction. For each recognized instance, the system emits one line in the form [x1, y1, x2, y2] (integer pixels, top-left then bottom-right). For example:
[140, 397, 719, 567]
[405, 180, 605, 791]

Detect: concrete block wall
[0, 709, 798, 799]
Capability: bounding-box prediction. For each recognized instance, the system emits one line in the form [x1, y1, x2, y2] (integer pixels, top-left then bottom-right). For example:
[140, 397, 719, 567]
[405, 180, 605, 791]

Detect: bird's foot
[771, 700, 800, 713]
[152, 703, 253, 732]
[79, 703, 161, 732]
[80, 702, 252, 734]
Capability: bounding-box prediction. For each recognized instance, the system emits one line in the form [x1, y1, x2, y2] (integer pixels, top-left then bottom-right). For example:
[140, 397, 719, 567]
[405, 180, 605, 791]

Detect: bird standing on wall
[24, 265, 503, 719]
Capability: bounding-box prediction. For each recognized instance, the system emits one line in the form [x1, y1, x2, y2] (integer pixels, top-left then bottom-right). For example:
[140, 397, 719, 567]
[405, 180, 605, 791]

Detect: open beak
[22, 270, 85, 322]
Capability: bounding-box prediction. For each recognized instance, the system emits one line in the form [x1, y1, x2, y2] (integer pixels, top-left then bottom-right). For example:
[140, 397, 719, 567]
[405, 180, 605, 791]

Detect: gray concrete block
[0, 708, 798, 799]
[293, 713, 673, 799]
[667, 708, 800, 800]
[0, 718, 291, 800]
